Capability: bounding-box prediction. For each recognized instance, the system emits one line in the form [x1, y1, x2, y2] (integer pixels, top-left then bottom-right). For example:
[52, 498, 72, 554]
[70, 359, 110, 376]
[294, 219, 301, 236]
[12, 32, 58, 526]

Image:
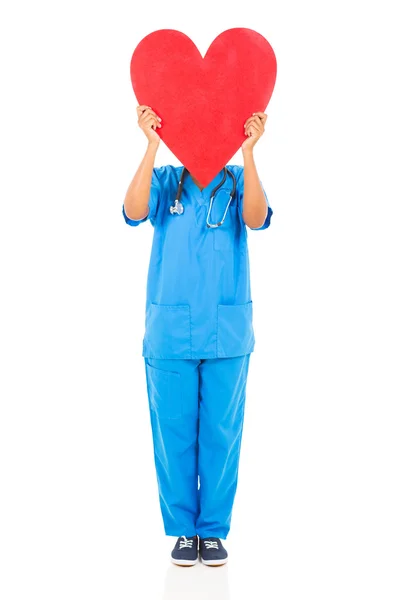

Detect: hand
[136, 105, 162, 144]
[242, 112, 268, 151]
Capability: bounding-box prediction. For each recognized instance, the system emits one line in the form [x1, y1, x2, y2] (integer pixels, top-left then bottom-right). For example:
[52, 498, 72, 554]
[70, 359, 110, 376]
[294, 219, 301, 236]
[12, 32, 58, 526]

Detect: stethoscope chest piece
[170, 199, 184, 215]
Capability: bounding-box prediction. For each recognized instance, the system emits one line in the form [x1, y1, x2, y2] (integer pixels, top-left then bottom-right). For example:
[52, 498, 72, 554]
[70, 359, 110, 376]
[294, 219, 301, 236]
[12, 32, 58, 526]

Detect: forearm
[242, 148, 268, 229]
[124, 141, 159, 220]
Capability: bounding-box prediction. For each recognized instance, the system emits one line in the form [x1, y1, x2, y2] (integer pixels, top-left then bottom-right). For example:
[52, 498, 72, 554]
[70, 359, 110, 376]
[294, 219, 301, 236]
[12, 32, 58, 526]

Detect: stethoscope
[170, 167, 237, 228]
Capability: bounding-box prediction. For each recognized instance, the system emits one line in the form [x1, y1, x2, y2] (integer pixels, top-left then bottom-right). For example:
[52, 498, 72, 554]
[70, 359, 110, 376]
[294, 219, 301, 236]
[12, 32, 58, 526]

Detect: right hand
[136, 105, 162, 143]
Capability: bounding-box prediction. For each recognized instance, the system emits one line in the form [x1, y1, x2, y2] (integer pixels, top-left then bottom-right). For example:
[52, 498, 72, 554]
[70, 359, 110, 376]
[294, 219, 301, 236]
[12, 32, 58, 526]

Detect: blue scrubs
[123, 164, 273, 538]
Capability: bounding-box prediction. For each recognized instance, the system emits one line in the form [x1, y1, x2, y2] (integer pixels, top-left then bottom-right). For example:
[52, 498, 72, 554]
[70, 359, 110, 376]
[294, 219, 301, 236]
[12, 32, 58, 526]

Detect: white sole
[171, 557, 198, 567]
[201, 557, 228, 566]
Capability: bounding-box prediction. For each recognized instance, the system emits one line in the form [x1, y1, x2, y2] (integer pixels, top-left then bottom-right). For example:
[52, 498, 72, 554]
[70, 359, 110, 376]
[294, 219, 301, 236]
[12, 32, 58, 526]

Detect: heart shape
[130, 28, 277, 187]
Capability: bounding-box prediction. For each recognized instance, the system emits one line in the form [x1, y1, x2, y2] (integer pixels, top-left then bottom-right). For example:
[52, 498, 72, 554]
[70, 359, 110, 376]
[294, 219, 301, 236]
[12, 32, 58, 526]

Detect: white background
[1, 0, 399, 598]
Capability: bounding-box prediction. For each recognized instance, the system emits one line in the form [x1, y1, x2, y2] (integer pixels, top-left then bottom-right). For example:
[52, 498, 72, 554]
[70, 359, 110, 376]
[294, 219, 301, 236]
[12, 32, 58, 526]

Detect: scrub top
[122, 164, 273, 359]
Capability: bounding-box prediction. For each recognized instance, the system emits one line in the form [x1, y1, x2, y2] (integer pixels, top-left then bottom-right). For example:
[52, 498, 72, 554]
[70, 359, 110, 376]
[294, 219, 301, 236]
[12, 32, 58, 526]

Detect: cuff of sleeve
[122, 203, 149, 226]
[249, 205, 273, 230]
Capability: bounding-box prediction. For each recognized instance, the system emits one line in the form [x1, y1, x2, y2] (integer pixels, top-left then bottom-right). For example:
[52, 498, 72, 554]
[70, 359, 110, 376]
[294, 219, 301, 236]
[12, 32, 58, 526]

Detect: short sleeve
[232, 164, 273, 230]
[122, 166, 166, 227]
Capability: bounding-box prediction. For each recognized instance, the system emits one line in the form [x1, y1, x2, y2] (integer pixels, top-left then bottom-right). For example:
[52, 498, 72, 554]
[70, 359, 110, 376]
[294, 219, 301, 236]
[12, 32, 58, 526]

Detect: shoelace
[204, 540, 219, 550]
[179, 536, 194, 549]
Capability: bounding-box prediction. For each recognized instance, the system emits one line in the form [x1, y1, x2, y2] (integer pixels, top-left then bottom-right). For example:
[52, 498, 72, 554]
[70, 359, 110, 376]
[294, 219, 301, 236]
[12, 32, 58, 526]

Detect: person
[122, 105, 273, 567]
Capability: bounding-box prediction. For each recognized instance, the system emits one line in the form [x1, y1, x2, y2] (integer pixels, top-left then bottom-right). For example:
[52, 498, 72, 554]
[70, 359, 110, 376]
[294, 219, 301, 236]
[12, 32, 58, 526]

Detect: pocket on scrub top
[145, 362, 182, 419]
[145, 303, 192, 359]
[217, 301, 255, 357]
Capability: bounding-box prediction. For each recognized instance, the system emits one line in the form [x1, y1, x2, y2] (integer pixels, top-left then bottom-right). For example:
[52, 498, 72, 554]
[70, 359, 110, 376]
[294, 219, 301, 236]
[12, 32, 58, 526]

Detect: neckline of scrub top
[185, 167, 226, 206]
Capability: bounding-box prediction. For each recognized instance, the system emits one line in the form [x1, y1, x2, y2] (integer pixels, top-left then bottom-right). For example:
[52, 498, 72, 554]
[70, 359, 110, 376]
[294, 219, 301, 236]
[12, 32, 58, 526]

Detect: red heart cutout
[130, 28, 277, 186]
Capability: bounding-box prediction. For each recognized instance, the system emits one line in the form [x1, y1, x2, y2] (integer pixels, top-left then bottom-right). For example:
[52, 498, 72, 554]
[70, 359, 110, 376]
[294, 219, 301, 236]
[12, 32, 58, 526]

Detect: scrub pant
[144, 354, 251, 540]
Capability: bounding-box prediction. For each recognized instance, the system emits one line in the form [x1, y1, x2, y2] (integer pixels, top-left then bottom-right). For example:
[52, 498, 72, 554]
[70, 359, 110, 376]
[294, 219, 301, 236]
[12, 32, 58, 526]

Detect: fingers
[244, 113, 267, 128]
[243, 111, 267, 140]
[142, 115, 161, 131]
[137, 106, 162, 130]
[244, 119, 263, 137]
[138, 108, 161, 122]
[245, 124, 259, 138]
[136, 104, 151, 114]
[248, 118, 263, 132]
[137, 105, 162, 121]
[137, 106, 159, 118]
[140, 111, 160, 125]
[253, 111, 268, 124]
[136, 104, 158, 117]
[244, 115, 263, 128]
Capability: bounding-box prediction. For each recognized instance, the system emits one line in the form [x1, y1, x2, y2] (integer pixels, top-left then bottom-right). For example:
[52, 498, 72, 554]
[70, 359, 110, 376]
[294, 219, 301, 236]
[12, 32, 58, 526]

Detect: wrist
[242, 146, 255, 160]
[147, 140, 160, 153]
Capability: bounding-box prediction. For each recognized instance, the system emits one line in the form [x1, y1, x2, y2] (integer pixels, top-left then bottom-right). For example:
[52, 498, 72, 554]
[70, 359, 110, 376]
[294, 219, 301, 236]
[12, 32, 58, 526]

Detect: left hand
[242, 112, 268, 151]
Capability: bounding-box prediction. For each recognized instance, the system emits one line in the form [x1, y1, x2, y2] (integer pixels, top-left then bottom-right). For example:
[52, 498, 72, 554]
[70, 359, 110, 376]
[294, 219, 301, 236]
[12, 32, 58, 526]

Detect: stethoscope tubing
[170, 167, 237, 228]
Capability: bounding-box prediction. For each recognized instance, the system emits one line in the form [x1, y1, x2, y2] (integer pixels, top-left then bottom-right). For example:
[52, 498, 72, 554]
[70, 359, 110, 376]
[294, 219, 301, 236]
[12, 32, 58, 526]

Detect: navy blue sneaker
[199, 537, 228, 566]
[171, 535, 199, 566]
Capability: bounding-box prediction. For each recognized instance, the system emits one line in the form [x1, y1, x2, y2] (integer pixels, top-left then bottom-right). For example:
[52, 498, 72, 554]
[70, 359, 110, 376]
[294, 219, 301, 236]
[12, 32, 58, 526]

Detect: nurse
[122, 105, 273, 567]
